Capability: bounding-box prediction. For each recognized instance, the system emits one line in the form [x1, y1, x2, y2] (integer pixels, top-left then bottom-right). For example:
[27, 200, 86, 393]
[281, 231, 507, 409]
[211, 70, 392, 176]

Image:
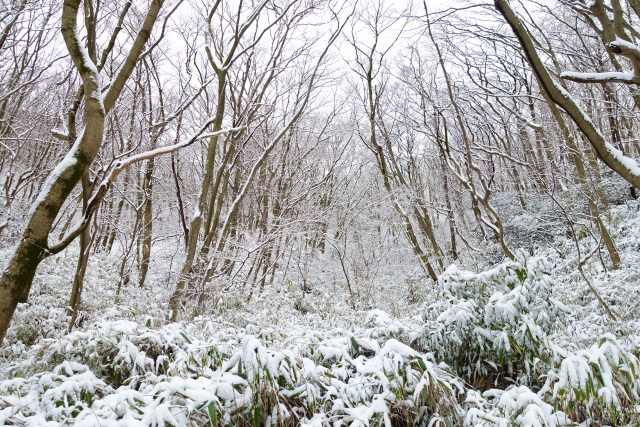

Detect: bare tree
[0, 0, 166, 344]
[495, 0, 640, 190]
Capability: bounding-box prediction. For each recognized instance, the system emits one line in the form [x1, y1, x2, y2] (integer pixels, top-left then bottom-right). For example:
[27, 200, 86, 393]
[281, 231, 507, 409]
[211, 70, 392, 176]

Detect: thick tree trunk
[0, 72, 104, 347]
[0, 0, 162, 344]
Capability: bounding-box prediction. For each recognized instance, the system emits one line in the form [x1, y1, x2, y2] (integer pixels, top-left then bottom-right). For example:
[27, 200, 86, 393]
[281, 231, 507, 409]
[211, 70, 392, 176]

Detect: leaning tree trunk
[0, 0, 163, 345]
[495, 0, 640, 190]
[0, 15, 105, 344]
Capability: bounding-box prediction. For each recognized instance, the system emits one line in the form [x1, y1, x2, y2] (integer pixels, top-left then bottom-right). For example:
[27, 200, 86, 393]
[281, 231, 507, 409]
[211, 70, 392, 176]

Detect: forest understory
[2, 0, 640, 425]
[1, 199, 639, 426]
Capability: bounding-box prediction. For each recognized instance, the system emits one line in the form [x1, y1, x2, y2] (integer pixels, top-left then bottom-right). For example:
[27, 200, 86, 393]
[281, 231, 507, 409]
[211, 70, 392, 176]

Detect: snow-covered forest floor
[1, 200, 639, 426]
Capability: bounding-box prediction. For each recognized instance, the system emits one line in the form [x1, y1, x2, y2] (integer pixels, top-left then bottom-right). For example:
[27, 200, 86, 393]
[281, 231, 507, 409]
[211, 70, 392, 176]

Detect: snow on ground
[1, 201, 640, 426]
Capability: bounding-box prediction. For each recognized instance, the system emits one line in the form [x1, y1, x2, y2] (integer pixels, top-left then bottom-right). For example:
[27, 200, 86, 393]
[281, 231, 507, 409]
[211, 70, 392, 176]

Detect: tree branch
[103, 0, 165, 113]
[560, 70, 640, 84]
[495, 0, 640, 189]
[47, 124, 243, 255]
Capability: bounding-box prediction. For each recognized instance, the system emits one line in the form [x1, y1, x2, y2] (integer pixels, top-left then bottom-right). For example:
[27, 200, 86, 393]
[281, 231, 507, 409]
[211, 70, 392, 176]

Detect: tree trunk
[67, 172, 95, 332]
[0, 0, 162, 344]
[139, 158, 154, 288]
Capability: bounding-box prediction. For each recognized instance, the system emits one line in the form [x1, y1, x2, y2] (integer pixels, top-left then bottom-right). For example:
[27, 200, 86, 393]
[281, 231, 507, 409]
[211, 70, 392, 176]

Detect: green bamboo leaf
[350, 337, 359, 349]
[207, 402, 217, 426]
[507, 335, 523, 356]
[411, 356, 427, 371]
[180, 332, 192, 344]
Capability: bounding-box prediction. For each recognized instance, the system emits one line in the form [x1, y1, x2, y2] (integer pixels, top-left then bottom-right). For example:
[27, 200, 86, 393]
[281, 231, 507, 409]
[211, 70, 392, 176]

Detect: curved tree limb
[48, 124, 243, 255]
[495, 0, 640, 189]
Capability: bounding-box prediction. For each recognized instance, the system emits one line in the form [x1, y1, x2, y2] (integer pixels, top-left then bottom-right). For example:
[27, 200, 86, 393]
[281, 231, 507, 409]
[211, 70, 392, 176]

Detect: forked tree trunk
[0, 0, 163, 345]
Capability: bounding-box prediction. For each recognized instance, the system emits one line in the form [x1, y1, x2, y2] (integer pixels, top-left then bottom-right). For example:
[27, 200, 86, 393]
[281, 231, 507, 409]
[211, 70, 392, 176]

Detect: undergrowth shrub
[420, 252, 567, 389]
[464, 335, 640, 426]
[0, 320, 465, 426]
[3, 243, 640, 426]
[544, 334, 640, 426]
[425, 253, 640, 426]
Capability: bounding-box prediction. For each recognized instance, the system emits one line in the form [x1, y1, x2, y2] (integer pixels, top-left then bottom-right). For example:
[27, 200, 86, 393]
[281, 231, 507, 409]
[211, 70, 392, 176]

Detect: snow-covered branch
[607, 38, 640, 63]
[495, 0, 640, 189]
[560, 71, 640, 84]
[47, 124, 243, 254]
